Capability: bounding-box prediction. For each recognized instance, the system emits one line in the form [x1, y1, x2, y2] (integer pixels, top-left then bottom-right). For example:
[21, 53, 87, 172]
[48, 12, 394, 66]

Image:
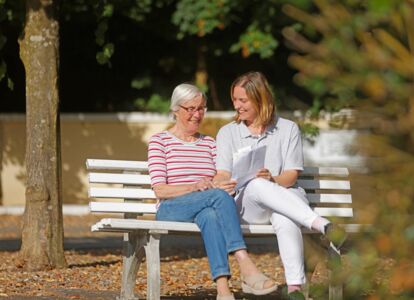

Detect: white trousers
[235, 178, 319, 285]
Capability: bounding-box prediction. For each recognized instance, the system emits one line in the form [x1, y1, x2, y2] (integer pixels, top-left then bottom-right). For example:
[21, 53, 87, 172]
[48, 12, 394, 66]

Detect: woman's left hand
[213, 179, 237, 195]
[256, 168, 273, 181]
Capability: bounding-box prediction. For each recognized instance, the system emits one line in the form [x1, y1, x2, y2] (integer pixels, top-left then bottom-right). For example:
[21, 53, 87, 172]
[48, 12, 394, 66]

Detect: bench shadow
[160, 289, 282, 299]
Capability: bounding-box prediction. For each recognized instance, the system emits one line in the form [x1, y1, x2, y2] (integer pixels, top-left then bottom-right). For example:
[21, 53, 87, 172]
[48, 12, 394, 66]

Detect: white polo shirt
[216, 117, 304, 178]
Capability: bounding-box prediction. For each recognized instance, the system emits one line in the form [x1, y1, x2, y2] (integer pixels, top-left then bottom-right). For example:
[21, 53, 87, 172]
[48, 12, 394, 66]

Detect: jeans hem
[227, 245, 247, 254]
[212, 271, 232, 281]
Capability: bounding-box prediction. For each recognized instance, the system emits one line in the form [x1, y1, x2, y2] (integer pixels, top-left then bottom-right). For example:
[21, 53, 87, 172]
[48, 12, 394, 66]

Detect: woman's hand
[193, 178, 214, 191]
[213, 179, 237, 195]
[256, 168, 273, 181]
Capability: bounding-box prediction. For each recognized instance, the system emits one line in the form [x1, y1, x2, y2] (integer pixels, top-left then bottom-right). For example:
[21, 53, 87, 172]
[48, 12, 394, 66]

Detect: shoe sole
[241, 282, 278, 295]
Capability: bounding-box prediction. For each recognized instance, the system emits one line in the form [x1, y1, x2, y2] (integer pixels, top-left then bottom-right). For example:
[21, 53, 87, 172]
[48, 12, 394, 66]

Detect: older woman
[214, 72, 347, 295]
[147, 83, 277, 299]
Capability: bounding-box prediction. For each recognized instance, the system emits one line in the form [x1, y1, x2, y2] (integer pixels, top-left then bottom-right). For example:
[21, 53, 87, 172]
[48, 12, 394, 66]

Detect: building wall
[0, 112, 364, 206]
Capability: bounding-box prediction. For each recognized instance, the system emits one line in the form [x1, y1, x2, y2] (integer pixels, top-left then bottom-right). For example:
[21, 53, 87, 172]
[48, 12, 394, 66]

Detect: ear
[172, 110, 178, 120]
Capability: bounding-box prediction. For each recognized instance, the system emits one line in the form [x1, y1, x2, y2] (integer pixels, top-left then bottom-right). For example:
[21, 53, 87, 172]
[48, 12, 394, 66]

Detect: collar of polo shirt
[240, 117, 279, 138]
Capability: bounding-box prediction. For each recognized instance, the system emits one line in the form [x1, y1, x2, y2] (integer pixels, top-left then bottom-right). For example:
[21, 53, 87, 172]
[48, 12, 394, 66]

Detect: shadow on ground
[2, 288, 283, 300]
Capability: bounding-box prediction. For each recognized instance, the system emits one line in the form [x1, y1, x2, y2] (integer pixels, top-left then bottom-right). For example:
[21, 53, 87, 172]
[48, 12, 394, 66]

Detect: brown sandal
[241, 273, 277, 295]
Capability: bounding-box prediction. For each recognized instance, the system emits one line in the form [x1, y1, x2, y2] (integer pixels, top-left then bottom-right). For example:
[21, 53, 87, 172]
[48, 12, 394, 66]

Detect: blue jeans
[156, 188, 246, 280]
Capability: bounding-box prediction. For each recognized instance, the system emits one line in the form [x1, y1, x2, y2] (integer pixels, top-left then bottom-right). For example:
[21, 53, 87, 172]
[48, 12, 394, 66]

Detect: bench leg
[303, 235, 326, 300]
[119, 230, 147, 300]
[328, 271, 343, 300]
[328, 249, 343, 300]
[144, 233, 161, 300]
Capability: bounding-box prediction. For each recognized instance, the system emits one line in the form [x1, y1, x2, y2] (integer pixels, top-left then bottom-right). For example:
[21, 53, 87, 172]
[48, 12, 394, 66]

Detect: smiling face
[232, 85, 258, 126]
[174, 95, 206, 134]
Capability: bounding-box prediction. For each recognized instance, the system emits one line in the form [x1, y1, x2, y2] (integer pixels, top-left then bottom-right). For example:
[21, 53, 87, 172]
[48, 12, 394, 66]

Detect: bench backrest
[86, 159, 353, 222]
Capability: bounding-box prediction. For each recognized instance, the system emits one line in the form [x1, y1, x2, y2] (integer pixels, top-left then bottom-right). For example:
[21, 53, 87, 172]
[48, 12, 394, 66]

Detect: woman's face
[174, 95, 206, 133]
[232, 85, 258, 125]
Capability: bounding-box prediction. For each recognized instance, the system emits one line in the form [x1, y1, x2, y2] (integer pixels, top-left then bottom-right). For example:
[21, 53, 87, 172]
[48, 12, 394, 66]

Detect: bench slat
[89, 187, 156, 199]
[92, 218, 360, 234]
[86, 159, 148, 171]
[89, 189, 352, 203]
[90, 201, 157, 214]
[89, 201, 353, 218]
[301, 167, 349, 176]
[313, 207, 353, 217]
[87, 159, 350, 177]
[89, 173, 151, 185]
[306, 194, 352, 203]
[89, 173, 350, 191]
[297, 179, 350, 190]
[89, 174, 350, 192]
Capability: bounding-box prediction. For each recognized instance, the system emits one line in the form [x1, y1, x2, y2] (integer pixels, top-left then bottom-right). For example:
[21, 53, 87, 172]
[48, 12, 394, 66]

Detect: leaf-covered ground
[0, 214, 383, 299]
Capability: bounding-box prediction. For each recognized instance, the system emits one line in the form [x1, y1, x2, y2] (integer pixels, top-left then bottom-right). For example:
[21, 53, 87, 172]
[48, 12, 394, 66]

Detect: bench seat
[86, 158, 357, 300]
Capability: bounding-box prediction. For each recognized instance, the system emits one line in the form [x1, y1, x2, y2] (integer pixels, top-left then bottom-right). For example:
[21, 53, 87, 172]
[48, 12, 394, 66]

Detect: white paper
[231, 145, 267, 190]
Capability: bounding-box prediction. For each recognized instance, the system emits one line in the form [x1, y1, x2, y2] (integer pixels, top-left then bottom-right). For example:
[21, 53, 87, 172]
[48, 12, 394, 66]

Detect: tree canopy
[0, 0, 313, 113]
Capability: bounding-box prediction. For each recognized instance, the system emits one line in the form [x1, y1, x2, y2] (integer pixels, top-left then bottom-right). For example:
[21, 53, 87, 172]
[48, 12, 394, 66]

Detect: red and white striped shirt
[148, 131, 216, 187]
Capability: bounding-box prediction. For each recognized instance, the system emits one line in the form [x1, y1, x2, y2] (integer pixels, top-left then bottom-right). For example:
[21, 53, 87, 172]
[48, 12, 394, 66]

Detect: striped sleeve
[147, 133, 167, 187]
[206, 135, 217, 166]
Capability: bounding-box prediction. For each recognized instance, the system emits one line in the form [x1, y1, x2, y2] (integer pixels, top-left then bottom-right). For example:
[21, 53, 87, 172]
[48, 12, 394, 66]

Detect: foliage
[134, 93, 170, 113]
[0, 0, 315, 112]
[283, 0, 414, 298]
[229, 23, 278, 59]
[283, 1, 414, 134]
[0, 0, 23, 89]
[172, 0, 236, 39]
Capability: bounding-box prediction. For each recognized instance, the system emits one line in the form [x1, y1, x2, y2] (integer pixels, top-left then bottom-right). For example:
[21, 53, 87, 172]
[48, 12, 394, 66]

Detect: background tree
[18, 0, 66, 270]
[0, 0, 314, 113]
[282, 0, 414, 298]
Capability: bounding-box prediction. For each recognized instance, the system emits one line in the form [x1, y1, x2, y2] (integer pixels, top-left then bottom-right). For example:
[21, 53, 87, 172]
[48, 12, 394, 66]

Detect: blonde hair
[231, 71, 275, 127]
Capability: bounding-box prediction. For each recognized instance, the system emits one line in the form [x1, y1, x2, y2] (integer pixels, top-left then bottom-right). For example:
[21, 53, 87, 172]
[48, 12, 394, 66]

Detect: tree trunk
[18, 0, 66, 270]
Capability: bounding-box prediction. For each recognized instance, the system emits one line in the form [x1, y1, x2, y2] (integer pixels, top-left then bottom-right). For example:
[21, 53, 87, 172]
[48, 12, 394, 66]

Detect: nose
[192, 109, 204, 119]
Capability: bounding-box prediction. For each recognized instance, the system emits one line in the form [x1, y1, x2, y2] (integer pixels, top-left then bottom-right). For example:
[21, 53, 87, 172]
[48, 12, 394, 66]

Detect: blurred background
[1, 0, 413, 298]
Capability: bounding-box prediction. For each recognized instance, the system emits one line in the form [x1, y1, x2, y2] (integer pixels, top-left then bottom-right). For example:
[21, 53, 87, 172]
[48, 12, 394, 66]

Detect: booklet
[231, 145, 267, 190]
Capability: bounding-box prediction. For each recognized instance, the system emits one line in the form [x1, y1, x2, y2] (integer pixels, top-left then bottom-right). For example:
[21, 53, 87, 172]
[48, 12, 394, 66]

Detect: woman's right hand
[193, 178, 214, 192]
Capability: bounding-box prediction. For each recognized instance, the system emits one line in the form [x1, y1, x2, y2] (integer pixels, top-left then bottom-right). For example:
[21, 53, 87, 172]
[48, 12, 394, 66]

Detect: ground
[0, 215, 333, 299]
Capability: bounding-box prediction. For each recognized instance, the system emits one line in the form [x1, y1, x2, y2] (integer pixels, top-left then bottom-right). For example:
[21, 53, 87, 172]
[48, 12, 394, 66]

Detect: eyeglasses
[179, 105, 208, 114]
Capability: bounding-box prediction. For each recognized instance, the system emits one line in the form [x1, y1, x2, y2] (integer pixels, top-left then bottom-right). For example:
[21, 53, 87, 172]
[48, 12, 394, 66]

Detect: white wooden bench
[86, 158, 360, 300]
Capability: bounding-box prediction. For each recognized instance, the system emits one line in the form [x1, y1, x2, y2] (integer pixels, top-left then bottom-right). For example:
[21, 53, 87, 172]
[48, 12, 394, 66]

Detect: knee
[214, 188, 231, 199]
[195, 207, 218, 227]
[246, 178, 272, 194]
[270, 214, 300, 233]
[244, 178, 271, 202]
[210, 188, 234, 204]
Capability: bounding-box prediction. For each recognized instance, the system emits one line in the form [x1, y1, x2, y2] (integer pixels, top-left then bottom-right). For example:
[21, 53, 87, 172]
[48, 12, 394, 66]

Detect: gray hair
[170, 83, 206, 112]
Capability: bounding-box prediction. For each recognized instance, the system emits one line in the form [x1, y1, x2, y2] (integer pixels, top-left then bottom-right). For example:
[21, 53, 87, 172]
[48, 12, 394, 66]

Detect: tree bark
[18, 0, 66, 270]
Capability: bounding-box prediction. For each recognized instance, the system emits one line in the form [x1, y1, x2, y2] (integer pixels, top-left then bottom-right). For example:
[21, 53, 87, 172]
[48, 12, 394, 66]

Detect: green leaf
[103, 43, 114, 57]
[131, 77, 151, 90]
[95, 21, 108, 46]
[405, 224, 414, 241]
[0, 60, 6, 82]
[96, 52, 108, 65]
[134, 93, 170, 113]
[367, 0, 395, 14]
[287, 290, 306, 300]
[0, 34, 6, 50]
[7, 77, 13, 90]
[102, 4, 114, 18]
[230, 25, 278, 58]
